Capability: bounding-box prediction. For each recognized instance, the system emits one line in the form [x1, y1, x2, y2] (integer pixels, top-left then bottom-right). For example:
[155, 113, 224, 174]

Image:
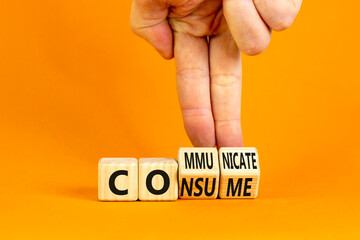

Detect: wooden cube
[178, 148, 219, 199]
[139, 158, 178, 201]
[98, 158, 138, 201]
[219, 147, 260, 198]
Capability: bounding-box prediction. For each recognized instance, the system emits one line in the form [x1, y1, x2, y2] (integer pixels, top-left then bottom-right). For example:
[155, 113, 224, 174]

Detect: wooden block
[138, 158, 178, 201]
[178, 148, 219, 199]
[98, 158, 138, 201]
[219, 147, 260, 198]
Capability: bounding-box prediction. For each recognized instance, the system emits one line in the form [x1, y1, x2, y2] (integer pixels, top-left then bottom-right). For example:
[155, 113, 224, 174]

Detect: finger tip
[189, 131, 216, 147]
[185, 123, 216, 147]
[215, 125, 244, 148]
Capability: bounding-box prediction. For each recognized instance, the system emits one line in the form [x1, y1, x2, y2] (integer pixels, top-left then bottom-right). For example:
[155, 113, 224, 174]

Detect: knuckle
[211, 74, 241, 88]
[254, 0, 299, 31]
[129, 21, 139, 35]
[129, 18, 143, 36]
[176, 68, 208, 80]
[215, 119, 240, 127]
[271, 12, 296, 31]
[241, 38, 270, 56]
[271, 2, 298, 31]
[181, 107, 212, 118]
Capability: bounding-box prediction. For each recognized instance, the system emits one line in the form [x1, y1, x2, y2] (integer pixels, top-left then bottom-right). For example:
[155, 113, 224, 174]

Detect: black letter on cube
[146, 170, 170, 195]
[109, 170, 128, 195]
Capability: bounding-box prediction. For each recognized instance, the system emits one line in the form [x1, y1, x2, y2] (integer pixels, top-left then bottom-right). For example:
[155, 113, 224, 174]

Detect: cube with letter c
[98, 158, 138, 201]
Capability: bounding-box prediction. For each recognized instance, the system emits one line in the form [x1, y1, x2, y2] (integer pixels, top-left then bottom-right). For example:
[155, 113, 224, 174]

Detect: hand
[130, 0, 302, 147]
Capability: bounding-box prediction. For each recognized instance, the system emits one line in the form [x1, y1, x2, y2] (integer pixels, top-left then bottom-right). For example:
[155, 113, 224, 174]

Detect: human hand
[130, 0, 302, 147]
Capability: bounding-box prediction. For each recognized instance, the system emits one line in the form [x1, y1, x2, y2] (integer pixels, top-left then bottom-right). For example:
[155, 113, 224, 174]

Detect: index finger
[175, 32, 216, 147]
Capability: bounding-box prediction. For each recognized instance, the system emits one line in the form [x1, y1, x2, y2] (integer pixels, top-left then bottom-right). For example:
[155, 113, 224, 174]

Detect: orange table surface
[1, 0, 359, 239]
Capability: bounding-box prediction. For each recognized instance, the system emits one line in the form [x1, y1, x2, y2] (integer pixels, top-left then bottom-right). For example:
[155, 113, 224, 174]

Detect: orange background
[1, 0, 359, 239]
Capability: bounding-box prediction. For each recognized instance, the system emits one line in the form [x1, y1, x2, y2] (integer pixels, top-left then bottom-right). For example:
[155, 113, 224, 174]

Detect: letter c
[109, 170, 128, 195]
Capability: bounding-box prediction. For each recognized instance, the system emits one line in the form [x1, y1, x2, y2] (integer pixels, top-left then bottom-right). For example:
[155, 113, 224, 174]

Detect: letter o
[146, 170, 170, 195]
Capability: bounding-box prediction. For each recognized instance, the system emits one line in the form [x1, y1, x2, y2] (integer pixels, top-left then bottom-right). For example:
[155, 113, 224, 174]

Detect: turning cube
[139, 158, 178, 201]
[98, 158, 138, 201]
[219, 147, 260, 198]
[178, 148, 219, 199]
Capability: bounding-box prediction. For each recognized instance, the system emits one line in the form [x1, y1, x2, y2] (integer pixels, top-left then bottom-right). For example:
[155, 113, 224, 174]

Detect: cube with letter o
[139, 158, 178, 201]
